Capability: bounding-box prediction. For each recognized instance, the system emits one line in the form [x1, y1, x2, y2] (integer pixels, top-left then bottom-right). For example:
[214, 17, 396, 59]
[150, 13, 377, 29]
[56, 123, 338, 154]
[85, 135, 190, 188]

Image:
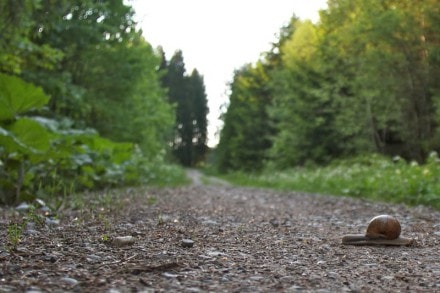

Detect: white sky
[129, 0, 328, 147]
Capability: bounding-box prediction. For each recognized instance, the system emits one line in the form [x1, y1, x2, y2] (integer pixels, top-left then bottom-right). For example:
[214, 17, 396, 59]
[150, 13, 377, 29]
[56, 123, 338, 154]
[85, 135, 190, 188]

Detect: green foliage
[217, 0, 440, 174]
[268, 20, 345, 167]
[0, 0, 65, 74]
[221, 153, 440, 210]
[0, 74, 50, 120]
[0, 1, 187, 205]
[0, 74, 184, 205]
[7, 222, 25, 251]
[216, 62, 274, 172]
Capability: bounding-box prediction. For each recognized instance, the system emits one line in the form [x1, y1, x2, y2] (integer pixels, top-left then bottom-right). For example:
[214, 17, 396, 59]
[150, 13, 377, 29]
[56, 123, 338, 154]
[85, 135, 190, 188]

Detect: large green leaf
[0, 118, 51, 155]
[9, 118, 51, 152]
[0, 73, 50, 120]
[0, 126, 32, 154]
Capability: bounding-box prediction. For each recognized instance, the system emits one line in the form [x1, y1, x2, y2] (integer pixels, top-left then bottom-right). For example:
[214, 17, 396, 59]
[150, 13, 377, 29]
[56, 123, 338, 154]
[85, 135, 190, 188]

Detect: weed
[157, 214, 164, 225]
[147, 196, 157, 205]
[7, 222, 25, 251]
[101, 234, 111, 243]
[98, 213, 111, 231]
[26, 206, 45, 227]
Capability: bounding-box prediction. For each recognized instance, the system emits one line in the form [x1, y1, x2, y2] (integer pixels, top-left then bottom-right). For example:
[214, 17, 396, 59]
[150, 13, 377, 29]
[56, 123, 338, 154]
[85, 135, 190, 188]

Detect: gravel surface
[1, 172, 439, 292]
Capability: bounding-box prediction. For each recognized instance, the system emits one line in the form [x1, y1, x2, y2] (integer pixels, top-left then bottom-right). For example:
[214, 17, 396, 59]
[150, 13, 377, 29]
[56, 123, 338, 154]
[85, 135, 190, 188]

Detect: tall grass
[221, 152, 440, 210]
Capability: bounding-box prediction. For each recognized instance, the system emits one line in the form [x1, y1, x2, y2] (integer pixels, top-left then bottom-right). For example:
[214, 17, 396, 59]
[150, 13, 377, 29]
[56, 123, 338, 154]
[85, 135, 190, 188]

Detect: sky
[129, 0, 328, 147]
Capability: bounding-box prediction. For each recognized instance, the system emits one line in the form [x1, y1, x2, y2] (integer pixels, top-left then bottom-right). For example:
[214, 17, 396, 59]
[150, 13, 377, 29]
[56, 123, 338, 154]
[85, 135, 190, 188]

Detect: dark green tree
[188, 69, 209, 164]
[216, 62, 274, 172]
[160, 50, 209, 166]
[268, 20, 348, 167]
[15, 0, 175, 158]
[319, 0, 440, 161]
[0, 0, 182, 204]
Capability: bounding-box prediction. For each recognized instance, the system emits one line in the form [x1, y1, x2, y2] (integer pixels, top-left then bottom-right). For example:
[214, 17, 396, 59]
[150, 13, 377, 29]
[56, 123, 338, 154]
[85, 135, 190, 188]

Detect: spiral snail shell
[366, 215, 401, 240]
[342, 215, 413, 246]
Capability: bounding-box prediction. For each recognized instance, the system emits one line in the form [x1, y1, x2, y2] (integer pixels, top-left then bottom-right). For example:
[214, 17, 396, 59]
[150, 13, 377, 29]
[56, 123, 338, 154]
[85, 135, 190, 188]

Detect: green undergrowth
[219, 153, 440, 210]
[0, 73, 187, 205]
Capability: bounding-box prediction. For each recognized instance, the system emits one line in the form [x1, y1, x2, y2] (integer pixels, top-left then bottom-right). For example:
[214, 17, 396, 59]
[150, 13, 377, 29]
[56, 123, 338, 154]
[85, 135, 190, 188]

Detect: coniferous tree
[188, 69, 209, 164]
[160, 50, 209, 166]
[216, 62, 274, 172]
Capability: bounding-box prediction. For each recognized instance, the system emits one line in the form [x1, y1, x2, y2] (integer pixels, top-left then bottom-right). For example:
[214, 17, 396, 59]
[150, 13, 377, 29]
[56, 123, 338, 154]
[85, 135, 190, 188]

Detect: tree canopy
[0, 0, 189, 204]
[216, 0, 440, 172]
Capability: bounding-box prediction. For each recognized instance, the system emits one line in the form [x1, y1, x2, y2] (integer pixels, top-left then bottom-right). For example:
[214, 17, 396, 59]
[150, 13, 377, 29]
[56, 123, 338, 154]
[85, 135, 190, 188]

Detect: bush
[0, 73, 184, 205]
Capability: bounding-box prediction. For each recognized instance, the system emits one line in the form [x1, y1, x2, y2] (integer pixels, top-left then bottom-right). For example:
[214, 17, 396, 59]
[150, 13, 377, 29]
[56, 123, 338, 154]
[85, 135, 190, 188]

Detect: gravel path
[1, 172, 439, 292]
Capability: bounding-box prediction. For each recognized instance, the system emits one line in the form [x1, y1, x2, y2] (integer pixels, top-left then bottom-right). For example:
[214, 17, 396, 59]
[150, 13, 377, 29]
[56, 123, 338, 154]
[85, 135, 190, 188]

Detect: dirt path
[1, 172, 439, 292]
[185, 168, 231, 187]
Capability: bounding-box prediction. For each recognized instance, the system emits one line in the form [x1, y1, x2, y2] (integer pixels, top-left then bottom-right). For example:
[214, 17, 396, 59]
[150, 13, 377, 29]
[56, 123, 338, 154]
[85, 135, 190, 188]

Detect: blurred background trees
[2, 0, 439, 205]
[0, 0, 208, 204]
[159, 49, 209, 167]
[216, 0, 440, 172]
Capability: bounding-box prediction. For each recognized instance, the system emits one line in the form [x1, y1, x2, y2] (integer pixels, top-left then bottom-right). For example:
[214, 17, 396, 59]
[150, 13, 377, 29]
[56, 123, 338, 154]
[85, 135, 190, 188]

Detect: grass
[219, 152, 440, 210]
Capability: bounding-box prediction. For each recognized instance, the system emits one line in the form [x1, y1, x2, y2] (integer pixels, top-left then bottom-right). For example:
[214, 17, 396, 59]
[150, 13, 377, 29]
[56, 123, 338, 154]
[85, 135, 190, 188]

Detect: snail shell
[366, 215, 401, 240]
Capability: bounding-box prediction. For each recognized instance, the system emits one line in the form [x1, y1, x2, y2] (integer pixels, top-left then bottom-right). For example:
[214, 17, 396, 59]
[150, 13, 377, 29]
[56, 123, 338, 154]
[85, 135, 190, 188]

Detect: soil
[1, 170, 439, 292]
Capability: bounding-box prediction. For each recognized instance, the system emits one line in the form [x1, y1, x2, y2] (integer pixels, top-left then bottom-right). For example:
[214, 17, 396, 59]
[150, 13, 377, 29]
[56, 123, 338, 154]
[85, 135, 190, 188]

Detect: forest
[215, 0, 440, 208]
[1, 2, 439, 291]
[1, 0, 439, 209]
[0, 0, 208, 205]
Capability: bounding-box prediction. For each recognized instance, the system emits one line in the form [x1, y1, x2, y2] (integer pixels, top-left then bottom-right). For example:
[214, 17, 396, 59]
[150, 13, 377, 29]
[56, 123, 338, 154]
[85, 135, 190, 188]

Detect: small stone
[269, 218, 279, 227]
[86, 254, 102, 262]
[35, 198, 46, 207]
[60, 277, 79, 287]
[25, 286, 43, 293]
[16, 202, 30, 211]
[45, 218, 60, 227]
[202, 219, 218, 226]
[382, 275, 394, 281]
[43, 255, 57, 263]
[163, 272, 178, 278]
[25, 229, 39, 236]
[249, 275, 264, 281]
[113, 236, 136, 247]
[26, 290, 43, 293]
[207, 250, 224, 257]
[181, 239, 194, 248]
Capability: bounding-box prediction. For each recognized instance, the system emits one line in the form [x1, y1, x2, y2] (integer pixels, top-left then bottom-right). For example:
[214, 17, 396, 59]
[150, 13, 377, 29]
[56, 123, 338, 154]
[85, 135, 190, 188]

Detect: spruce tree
[188, 69, 209, 164]
[159, 50, 209, 166]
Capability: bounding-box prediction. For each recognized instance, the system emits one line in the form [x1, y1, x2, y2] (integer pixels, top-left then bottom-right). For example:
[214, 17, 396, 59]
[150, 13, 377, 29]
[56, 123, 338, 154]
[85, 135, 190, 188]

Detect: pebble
[60, 277, 79, 286]
[45, 218, 60, 227]
[16, 202, 30, 211]
[25, 287, 43, 293]
[202, 219, 218, 226]
[43, 255, 57, 263]
[163, 272, 178, 278]
[181, 239, 194, 248]
[86, 254, 102, 262]
[249, 276, 264, 281]
[113, 236, 136, 246]
[207, 251, 225, 257]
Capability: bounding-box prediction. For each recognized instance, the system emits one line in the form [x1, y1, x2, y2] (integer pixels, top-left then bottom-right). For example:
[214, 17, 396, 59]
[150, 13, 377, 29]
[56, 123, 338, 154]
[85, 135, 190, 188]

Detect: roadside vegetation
[214, 0, 440, 211]
[218, 153, 440, 210]
[0, 1, 206, 206]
